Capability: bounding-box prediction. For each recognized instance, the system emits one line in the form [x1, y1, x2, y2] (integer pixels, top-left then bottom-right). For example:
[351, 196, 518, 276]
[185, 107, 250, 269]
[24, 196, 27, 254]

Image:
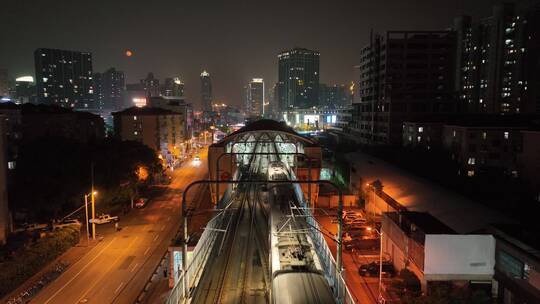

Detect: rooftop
[213, 119, 316, 146]
[112, 106, 179, 116]
[404, 114, 540, 129]
[347, 151, 513, 233]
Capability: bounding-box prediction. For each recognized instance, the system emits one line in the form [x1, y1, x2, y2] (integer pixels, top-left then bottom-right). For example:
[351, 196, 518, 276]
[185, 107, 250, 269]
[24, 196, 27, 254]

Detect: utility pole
[91, 163, 96, 240]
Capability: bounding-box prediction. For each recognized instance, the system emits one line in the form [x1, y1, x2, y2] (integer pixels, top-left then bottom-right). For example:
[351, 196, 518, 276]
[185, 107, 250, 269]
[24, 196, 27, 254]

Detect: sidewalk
[1, 235, 100, 303]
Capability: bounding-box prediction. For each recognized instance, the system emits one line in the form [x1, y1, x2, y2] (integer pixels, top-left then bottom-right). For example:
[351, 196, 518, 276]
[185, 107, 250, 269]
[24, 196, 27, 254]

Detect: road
[31, 149, 209, 304]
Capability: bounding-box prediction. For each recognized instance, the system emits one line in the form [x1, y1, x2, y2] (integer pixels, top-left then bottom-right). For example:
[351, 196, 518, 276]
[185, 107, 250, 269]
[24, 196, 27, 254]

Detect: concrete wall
[424, 234, 495, 281]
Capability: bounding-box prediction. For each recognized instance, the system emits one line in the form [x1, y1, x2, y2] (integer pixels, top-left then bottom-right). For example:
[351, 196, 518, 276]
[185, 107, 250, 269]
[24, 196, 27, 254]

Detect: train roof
[272, 272, 335, 304]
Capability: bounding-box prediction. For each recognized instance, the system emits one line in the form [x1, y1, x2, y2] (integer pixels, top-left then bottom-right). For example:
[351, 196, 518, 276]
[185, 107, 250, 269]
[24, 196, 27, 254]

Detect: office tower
[14, 76, 36, 104]
[0, 69, 8, 97]
[162, 77, 185, 97]
[351, 31, 457, 145]
[200, 70, 212, 112]
[245, 78, 265, 117]
[125, 83, 147, 108]
[93, 68, 125, 111]
[454, 3, 540, 114]
[34, 48, 94, 109]
[277, 48, 320, 111]
[140, 72, 160, 97]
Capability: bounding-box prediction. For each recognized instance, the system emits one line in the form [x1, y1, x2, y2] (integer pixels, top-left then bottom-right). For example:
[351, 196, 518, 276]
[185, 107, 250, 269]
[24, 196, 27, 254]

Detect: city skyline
[0, 0, 530, 108]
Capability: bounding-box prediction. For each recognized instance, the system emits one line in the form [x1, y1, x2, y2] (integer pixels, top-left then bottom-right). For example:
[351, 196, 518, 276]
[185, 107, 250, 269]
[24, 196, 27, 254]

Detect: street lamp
[367, 226, 384, 302]
[84, 191, 98, 244]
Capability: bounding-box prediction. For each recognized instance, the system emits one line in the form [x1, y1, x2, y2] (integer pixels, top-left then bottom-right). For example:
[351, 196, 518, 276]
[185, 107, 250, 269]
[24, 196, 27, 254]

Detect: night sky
[0, 0, 527, 108]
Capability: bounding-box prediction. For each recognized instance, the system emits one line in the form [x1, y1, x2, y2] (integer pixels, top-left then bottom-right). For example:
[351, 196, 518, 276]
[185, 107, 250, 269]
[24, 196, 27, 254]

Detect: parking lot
[316, 208, 401, 304]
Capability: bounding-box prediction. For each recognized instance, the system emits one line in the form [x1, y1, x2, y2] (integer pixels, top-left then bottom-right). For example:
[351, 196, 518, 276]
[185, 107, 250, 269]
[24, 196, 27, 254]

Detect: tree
[10, 137, 161, 220]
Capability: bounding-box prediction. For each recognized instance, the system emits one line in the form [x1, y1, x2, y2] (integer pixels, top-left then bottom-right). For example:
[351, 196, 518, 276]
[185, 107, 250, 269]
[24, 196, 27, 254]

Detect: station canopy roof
[213, 119, 317, 146]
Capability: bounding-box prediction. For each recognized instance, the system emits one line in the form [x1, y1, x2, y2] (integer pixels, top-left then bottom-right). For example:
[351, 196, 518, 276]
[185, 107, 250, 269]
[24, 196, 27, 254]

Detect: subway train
[267, 161, 335, 304]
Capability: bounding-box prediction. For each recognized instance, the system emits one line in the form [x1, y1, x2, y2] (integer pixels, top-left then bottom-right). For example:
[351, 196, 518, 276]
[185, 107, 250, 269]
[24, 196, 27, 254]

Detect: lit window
[504, 132, 509, 139]
[482, 132, 487, 139]
[417, 136, 421, 142]
[43, 77, 48, 82]
[133, 116, 137, 120]
[134, 131, 138, 135]
[8, 161, 16, 170]
[468, 157, 476, 165]
[467, 170, 475, 177]
[453, 130, 456, 137]
[418, 127, 424, 133]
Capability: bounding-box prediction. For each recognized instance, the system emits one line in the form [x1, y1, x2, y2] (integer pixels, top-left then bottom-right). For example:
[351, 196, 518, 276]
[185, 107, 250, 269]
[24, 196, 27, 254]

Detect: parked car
[52, 219, 82, 230]
[90, 214, 119, 224]
[15, 223, 49, 233]
[193, 155, 201, 162]
[359, 261, 396, 277]
[135, 198, 149, 208]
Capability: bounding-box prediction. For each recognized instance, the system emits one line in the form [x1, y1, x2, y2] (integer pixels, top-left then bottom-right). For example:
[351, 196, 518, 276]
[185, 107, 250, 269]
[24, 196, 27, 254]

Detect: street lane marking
[161, 225, 166, 231]
[44, 237, 117, 304]
[153, 234, 159, 241]
[144, 247, 151, 256]
[131, 263, 139, 273]
[114, 282, 124, 294]
[166, 216, 171, 222]
[74, 236, 139, 304]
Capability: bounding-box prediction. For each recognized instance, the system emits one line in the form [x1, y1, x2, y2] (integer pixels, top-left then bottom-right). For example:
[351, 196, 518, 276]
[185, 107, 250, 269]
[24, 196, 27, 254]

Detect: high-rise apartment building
[245, 78, 265, 117]
[351, 31, 457, 145]
[319, 84, 348, 109]
[34, 48, 94, 109]
[200, 70, 212, 112]
[454, 3, 540, 114]
[277, 48, 320, 111]
[140, 73, 160, 97]
[93, 68, 125, 111]
[162, 77, 184, 97]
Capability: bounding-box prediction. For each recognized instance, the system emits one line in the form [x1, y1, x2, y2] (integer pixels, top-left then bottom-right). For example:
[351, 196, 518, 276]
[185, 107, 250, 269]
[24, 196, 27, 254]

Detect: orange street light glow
[125, 50, 133, 57]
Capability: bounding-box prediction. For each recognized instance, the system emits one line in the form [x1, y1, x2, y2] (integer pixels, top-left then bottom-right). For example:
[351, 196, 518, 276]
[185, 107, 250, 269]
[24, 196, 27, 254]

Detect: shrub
[0, 227, 79, 297]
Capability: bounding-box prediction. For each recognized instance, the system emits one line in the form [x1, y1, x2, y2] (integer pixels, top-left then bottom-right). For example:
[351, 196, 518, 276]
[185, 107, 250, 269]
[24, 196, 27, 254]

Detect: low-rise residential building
[442, 120, 527, 177]
[112, 107, 185, 167]
[402, 121, 444, 150]
[148, 96, 193, 141]
[0, 103, 105, 167]
[489, 224, 540, 303]
[382, 211, 495, 293]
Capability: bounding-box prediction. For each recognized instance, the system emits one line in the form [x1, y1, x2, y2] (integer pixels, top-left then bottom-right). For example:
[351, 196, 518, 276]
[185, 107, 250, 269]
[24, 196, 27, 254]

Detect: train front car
[267, 163, 335, 304]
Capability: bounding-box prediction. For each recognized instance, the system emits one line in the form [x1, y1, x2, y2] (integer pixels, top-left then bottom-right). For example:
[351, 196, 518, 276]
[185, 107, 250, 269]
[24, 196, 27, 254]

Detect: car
[90, 214, 119, 225]
[52, 219, 82, 230]
[135, 198, 149, 208]
[359, 261, 396, 277]
[14, 223, 48, 233]
[193, 156, 201, 162]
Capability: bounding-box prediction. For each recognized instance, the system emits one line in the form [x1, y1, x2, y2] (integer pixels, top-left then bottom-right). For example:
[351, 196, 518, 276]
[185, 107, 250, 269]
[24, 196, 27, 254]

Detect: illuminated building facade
[454, 3, 540, 114]
[245, 78, 264, 117]
[34, 48, 94, 109]
[162, 77, 184, 97]
[277, 48, 320, 111]
[200, 70, 212, 112]
[93, 67, 125, 111]
[351, 31, 457, 146]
